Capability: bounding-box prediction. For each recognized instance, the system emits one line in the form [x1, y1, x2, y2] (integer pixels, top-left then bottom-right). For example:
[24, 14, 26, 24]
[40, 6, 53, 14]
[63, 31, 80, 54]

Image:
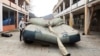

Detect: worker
[19, 17, 26, 41]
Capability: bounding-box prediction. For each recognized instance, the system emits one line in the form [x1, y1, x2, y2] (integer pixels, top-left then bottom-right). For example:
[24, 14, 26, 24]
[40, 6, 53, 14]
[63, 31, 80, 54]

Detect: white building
[53, 0, 100, 35]
[0, 0, 30, 32]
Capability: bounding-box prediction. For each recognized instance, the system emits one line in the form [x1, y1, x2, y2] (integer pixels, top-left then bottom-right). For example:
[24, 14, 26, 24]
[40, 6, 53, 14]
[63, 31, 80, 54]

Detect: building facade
[53, 0, 100, 35]
[0, 0, 30, 32]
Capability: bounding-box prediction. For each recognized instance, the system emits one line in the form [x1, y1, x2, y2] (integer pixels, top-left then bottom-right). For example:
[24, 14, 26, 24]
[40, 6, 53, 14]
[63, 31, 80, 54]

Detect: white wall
[0, 2, 3, 32]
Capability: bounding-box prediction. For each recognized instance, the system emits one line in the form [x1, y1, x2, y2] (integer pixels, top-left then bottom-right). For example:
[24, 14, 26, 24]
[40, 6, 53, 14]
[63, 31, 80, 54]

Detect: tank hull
[23, 24, 80, 44]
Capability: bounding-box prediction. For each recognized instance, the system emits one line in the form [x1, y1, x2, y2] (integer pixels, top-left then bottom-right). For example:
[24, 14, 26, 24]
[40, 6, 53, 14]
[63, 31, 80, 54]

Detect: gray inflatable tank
[23, 18, 80, 44]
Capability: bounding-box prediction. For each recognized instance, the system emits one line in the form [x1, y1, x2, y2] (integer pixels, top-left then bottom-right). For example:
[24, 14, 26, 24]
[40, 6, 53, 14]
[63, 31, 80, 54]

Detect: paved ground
[0, 31, 100, 56]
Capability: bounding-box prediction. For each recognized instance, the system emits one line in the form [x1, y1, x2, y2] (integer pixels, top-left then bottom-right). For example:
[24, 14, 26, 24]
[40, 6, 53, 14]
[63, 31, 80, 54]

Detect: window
[3, 7, 15, 26]
[73, 0, 80, 4]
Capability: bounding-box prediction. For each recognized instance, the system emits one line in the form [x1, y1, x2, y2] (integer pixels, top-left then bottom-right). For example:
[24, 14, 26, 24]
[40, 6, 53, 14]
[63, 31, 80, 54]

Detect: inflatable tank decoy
[22, 18, 80, 44]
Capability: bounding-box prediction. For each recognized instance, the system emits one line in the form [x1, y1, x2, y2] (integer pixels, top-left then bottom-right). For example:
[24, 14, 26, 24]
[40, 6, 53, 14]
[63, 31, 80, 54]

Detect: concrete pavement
[0, 31, 100, 56]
